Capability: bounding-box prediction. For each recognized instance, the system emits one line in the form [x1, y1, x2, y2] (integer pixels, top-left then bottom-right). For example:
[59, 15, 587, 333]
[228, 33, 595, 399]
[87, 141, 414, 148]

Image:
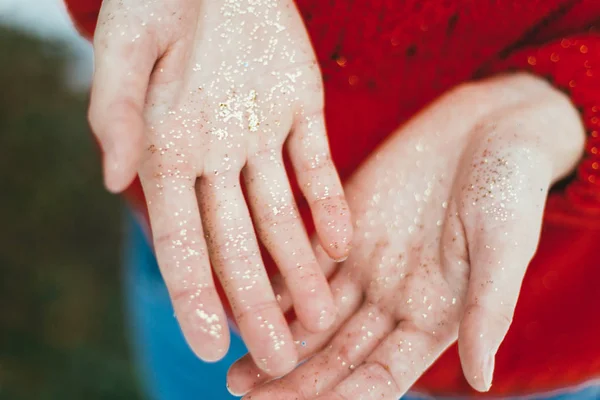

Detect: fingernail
[333, 255, 348, 263]
[226, 382, 235, 396]
[103, 145, 127, 193]
[225, 362, 246, 396]
[483, 351, 495, 391]
[102, 141, 119, 187]
[226, 382, 245, 397]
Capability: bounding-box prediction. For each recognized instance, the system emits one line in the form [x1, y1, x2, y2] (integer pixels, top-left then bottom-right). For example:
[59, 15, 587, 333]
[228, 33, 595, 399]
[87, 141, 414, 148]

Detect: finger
[244, 151, 336, 332]
[242, 303, 393, 400]
[89, 22, 157, 193]
[227, 272, 361, 396]
[314, 321, 455, 400]
[288, 111, 353, 261]
[140, 173, 230, 362]
[197, 174, 297, 377]
[270, 238, 338, 314]
[455, 145, 552, 392]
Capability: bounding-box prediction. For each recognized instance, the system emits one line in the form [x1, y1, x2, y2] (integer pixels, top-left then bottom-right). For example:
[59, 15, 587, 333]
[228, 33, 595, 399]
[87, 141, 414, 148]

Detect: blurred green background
[0, 27, 143, 399]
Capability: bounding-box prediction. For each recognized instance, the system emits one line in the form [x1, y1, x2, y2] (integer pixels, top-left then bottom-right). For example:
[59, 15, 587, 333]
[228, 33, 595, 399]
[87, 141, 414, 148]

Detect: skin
[226, 73, 586, 399]
[89, 0, 353, 375]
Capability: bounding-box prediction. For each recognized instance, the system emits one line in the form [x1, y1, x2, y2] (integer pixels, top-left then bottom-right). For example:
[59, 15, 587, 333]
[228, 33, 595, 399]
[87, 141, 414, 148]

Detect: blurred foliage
[0, 27, 143, 399]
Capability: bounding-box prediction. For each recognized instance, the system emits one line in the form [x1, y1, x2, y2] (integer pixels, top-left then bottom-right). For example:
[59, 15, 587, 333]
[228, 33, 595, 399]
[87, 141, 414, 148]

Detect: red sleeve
[64, 0, 102, 40]
[489, 31, 600, 222]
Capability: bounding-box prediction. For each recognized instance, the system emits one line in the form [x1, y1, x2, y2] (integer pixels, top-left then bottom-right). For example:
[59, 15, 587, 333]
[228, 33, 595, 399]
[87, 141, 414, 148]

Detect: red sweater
[65, 0, 600, 397]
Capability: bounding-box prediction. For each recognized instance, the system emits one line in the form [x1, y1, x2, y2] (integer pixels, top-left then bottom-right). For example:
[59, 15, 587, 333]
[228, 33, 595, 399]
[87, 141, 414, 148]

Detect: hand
[89, 0, 353, 375]
[226, 73, 585, 398]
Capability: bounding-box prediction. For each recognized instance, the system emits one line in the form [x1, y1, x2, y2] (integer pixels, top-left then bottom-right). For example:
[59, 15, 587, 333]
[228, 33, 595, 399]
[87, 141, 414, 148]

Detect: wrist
[459, 73, 585, 184]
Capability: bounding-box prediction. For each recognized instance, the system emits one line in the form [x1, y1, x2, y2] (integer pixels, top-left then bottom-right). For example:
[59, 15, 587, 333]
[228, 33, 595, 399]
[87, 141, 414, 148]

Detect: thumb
[456, 138, 554, 392]
[88, 28, 156, 193]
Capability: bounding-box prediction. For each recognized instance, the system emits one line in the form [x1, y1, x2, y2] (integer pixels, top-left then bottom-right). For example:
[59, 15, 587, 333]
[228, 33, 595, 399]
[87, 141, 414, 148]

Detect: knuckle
[154, 229, 205, 258]
[169, 282, 214, 305]
[312, 194, 348, 213]
[88, 96, 141, 139]
[247, 146, 284, 165]
[207, 233, 261, 268]
[245, 148, 287, 175]
[281, 258, 322, 284]
[108, 97, 143, 126]
[464, 303, 514, 329]
[494, 308, 514, 327]
[94, 19, 156, 56]
[333, 344, 355, 371]
[234, 300, 280, 324]
[202, 156, 244, 179]
[309, 193, 345, 209]
[256, 202, 299, 232]
[470, 213, 539, 259]
[299, 151, 333, 173]
[219, 262, 266, 293]
[155, 229, 189, 247]
[216, 248, 262, 267]
[364, 361, 402, 392]
[140, 154, 197, 182]
[87, 103, 106, 137]
[293, 113, 327, 144]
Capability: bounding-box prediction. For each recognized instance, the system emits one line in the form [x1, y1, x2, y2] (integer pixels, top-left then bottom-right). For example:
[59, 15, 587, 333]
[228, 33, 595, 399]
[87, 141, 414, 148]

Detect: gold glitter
[336, 56, 348, 67]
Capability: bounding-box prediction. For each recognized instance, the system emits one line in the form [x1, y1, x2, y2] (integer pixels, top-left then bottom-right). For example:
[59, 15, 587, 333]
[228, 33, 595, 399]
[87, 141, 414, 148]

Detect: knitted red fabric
[64, 0, 600, 396]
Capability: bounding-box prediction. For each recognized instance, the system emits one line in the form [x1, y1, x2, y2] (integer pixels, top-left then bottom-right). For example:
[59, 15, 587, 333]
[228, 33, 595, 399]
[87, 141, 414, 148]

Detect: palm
[92, 0, 351, 375]
[142, 0, 322, 169]
[339, 133, 468, 346]
[227, 74, 585, 399]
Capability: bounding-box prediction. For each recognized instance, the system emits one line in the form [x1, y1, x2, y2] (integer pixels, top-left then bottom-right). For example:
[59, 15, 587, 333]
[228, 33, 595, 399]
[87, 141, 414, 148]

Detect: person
[64, 0, 600, 399]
